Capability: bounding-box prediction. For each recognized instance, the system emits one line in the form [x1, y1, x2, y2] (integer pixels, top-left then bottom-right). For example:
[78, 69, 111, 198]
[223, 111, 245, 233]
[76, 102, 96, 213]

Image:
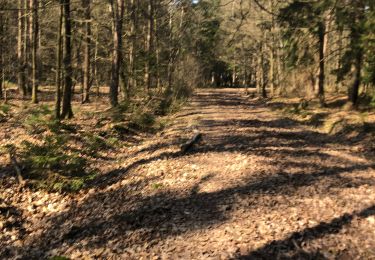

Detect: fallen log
[181, 133, 202, 153]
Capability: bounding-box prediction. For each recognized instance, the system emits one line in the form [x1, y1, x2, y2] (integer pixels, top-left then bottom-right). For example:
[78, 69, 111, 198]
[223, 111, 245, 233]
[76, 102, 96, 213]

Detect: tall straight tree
[127, 0, 137, 96]
[23, 0, 30, 95]
[82, 0, 92, 103]
[145, 0, 154, 93]
[18, 0, 27, 97]
[61, 0, 74, 118]
[109, 0, 125, 107]
[31, 0, 39, 103]
[279, 0, 332, 106]
[55, 1, 63, 119]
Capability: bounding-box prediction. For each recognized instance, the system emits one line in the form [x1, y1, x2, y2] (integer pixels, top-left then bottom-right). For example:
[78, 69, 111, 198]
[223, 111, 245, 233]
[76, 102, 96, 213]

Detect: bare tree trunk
[350, 48, 363, 106]
[25, 0, 31, 95]
[349, 4, 365, 107]
[109, 0, 125, 107]
[317, 22, 326, 107]
[260, 43, 267, 98]
[61, 0, 73, 118]
[144, 0, 154, 93]
[155, 14, 161, 90]
[335, 28, 343, 93]
[269, 0, 275, 96]
[31, 0, 39, 104]
[18, 0, 27, 97]
[127, 0, 137, 97]
[82, 0, 91, 103]
[167, 10, 174, 91]
[55, 2, 63, 119]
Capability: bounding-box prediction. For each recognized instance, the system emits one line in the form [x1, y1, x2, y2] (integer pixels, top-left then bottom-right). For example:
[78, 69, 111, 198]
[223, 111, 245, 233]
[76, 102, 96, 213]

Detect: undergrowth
[19, 134, 95, 192]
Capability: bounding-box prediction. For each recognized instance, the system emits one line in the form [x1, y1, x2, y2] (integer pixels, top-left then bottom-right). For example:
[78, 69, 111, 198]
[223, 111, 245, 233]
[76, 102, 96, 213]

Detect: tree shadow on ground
[234, 204, 375, 260]
[5, 91, 374, 258]
[9, 152, 374, 258]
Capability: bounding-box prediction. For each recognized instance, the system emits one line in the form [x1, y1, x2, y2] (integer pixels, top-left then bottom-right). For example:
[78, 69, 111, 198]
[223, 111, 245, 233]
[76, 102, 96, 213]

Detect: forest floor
[1, 88, 375, 259]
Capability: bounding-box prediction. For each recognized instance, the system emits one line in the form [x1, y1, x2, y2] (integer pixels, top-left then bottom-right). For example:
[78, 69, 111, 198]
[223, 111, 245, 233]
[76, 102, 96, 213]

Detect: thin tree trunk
[25, 0, 31, 95]
[18, 0, 27, 97]
[317, 22, 326, 106]
[82, 0, 91, 103]
[55, 2, 63, 119]
[28, 0, 34, 95]
[167, 10, 173, 91]
[260, 43, 267, 98]
[154, 10, 160, 90]
[61, 0, 73, 118]
[109, 0, 125, 107]
[31, 0, 39, 104]
[269, 0, 275, 96]
[335, 28, 343, 93]
[350, 48, 363, 106]
[349, 3, 365, 107]
[144, 0, 154, 93]
[127, 0, 137, 97]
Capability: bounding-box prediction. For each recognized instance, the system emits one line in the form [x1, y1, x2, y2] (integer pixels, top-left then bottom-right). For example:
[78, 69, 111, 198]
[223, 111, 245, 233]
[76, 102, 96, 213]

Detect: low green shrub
[83, 133, 111, 156]
[128, 111, 156, 131]
[19, 134, 93, 192]
[0, 103, 11, 114]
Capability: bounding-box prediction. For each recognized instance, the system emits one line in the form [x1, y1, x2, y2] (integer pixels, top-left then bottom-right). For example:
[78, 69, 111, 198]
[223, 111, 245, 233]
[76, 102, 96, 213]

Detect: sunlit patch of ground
[1, 88, 374, 259]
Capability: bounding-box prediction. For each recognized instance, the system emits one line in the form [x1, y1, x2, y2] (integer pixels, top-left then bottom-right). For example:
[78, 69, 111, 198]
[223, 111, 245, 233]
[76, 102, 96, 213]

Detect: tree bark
[18, 0, 27, 97]
[127, 0, 137, 97]
[55, 2, 63, 119]
[82, 0, 91, 103]
[350, 48, 363, 106]
[109, 0, 125, 107]
[61, 0, 73, 119]
[144, 0, 154, 93]
[31, 0, 39, 104]
[317, 22, 326, 107]
[25, 0, 31, 94]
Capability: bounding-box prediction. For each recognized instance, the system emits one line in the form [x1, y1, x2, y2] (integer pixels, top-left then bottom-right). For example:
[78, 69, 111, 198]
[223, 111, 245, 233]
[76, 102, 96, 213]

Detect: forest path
[12, 89, 375, 259]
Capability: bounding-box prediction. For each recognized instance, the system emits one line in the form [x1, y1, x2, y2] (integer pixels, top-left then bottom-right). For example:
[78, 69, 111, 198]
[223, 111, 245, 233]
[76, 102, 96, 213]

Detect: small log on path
[181, 133, 203, 153]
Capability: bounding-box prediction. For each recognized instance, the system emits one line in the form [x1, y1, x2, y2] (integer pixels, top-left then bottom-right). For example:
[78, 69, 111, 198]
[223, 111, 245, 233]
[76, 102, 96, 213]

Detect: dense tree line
[0, 0, 206, 118]
[211, 0, 374, 107]
[0, 0, 374, 116]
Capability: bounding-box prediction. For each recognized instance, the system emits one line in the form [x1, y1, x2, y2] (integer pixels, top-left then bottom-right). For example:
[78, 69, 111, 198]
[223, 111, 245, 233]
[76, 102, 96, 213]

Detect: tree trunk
[31, 0, 39, 104]
[25, 0, 31, 95]
[270, 41, 275, 96]
[55, 2, 63, 119]
[127, 0, 137, 97]
[144, 0, 154, 93]
[18, 0, 27, 97]
[61, 0, 73, 119]
[335, 28, 343, 93]
[317, 22, 326, 107]
[260, 44, 267, 98]
[167, 10, 174, 91]
[349, 3, 365, 107]
[109, 0, 125, 107]
[82, 0, 91, 103]
[350, 48, 363, 106]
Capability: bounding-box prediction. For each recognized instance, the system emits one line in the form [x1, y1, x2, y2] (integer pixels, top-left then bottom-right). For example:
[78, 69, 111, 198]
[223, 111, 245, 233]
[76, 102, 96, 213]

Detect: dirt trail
[3, 89, 375, 259]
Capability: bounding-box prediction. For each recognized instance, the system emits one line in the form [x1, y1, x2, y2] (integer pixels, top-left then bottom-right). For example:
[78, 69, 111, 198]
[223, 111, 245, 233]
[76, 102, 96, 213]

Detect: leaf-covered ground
[1, 89, 375, 259]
